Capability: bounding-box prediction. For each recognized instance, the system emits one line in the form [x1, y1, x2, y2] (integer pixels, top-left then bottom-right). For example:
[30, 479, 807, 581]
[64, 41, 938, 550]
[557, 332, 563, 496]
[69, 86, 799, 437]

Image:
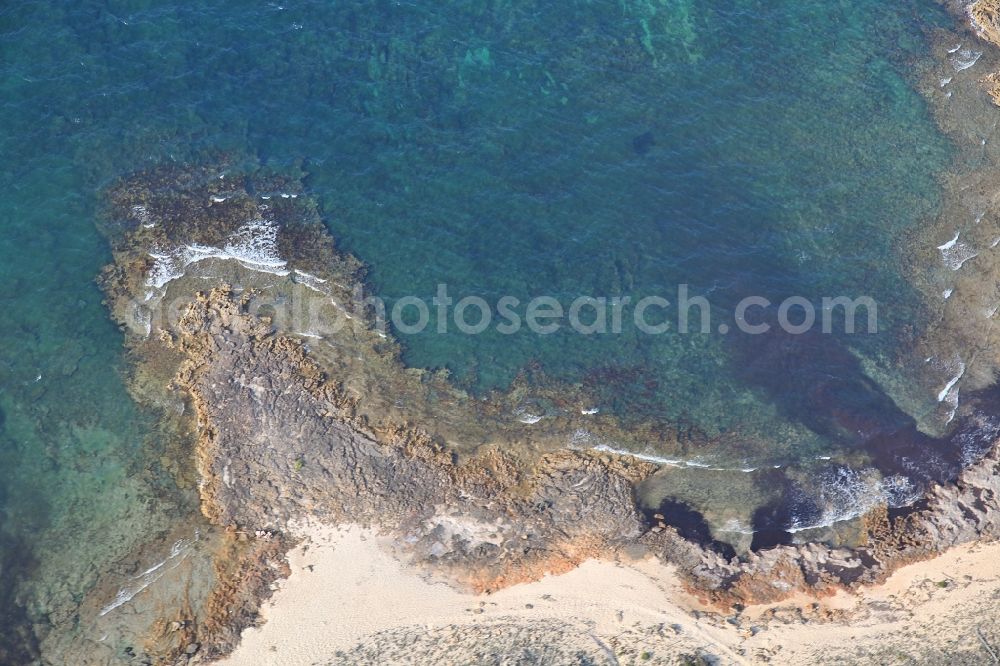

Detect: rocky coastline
[84, 154, 1000, 663]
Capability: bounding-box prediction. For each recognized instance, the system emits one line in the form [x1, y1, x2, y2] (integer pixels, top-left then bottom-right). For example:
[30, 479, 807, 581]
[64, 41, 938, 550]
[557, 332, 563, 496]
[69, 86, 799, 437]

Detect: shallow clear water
[0, 0, 957, 656]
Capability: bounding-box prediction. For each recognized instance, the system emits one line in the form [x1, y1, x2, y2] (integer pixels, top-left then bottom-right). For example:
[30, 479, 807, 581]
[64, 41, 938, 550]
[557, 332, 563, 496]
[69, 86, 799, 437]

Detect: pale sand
[221, 525, 1000, 665]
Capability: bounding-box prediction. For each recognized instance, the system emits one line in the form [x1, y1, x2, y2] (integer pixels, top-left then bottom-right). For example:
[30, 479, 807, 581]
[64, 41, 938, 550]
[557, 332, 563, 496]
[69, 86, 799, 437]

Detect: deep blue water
[0, 0, 955, 657]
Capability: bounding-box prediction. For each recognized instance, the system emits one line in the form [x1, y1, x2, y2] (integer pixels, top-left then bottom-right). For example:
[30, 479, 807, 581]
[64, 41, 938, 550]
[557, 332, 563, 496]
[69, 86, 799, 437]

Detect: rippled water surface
[0, 0, 960, 657]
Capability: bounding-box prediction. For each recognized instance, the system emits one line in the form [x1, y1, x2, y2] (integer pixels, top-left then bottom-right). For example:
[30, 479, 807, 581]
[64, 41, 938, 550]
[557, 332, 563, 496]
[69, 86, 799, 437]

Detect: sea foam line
[99, 534, 197, 617]
[145, 218, 289, 294]
[938, 361, 965, 403]
[590, 444, 760, 473]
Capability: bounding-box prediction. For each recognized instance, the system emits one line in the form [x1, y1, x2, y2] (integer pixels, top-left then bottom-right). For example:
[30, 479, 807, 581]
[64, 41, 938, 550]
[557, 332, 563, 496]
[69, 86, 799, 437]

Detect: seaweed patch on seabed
[78, 151, 1000, 662]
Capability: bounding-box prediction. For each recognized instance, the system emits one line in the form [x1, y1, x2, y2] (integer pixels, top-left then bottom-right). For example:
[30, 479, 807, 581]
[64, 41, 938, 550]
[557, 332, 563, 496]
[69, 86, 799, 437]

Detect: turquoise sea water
[0, 0, 956, 658]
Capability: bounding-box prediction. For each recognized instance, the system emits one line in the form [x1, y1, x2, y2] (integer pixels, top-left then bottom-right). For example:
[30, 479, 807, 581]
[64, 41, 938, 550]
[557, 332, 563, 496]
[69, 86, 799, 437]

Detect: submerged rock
[632, 130, 656, 155]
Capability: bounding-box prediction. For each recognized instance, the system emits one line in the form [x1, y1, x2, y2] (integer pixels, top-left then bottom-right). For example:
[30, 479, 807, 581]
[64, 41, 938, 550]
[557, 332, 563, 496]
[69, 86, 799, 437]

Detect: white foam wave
[880, 474, 922, 508]
[937, 232, 977, 270]
[935, 355, 965, 425]
[591, 444, 683, 467]
[99, 534, 197, 617]
[938, 231, 960, 250]
[937, 361, 965, 403]
[590, 444, 762, 473]
[954, 415, 1000, 466]
[787, 468, 918, 533]
[951, 48, 983, 72]
[145, 218, 289, 293]
[292, 269, 330, 294]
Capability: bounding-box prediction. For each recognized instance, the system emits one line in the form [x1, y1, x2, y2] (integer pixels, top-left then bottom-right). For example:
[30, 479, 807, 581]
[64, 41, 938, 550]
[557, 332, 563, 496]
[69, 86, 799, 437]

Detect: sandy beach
[222, 525, 1000, 665]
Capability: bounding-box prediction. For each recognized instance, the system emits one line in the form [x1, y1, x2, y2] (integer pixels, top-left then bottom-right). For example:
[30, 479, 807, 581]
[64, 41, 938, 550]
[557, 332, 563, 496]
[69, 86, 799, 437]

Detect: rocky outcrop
[971, 0, 1000, 48]
[173, 287, 652, 592]
[983, 71, 1000, 106]
[96, 163, 1000, 661]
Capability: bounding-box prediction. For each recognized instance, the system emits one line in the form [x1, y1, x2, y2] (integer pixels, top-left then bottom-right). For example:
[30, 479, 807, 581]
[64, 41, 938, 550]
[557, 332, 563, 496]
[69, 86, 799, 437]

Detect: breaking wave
[99, 533, 199, 617]
[145, 218, 289, 297]
[786, 466, 920, 533]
